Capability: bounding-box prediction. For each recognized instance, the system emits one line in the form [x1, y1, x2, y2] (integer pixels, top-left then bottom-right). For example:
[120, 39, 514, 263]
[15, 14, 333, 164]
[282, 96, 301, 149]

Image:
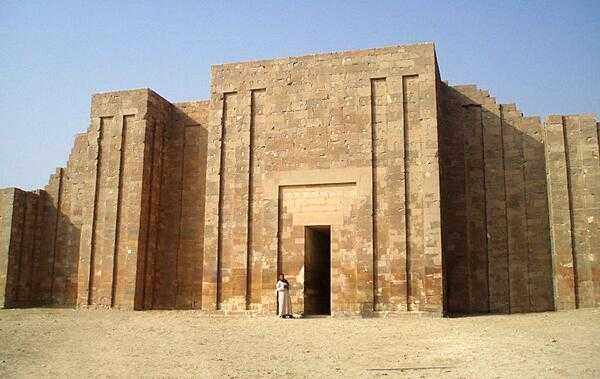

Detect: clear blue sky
[1, 1, 599, 190]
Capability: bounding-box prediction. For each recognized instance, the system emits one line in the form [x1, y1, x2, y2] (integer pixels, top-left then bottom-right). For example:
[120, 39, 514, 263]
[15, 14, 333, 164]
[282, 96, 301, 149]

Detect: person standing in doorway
[276, 274, 293, 318]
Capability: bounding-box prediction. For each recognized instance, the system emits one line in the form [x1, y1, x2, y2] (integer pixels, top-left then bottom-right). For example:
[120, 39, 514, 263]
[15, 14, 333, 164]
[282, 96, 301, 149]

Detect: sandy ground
[0, 308, 599, 378]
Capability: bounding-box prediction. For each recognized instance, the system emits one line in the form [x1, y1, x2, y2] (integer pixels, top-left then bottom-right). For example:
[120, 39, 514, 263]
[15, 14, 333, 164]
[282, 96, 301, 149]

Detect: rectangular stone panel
[88, 116, 119, 306]
[501, 105, 530, 313]
[520, 117, 554, 312]
[16, 191, 39, 306]
[403, 74, 425, 311]
[563, 115, 599, 308]
[142, 120, 165, 309]
[136, 118, 160, 310]
[438, 86, 469, 313]
[215, 92, 250, 311]
[481, 101, 510, 313]
[176, 124, 208, 309]
[463, 104, 489, 313]
[0, 189, 21, 307]
[77, 117, 101, 306]
[370, 77, 388, 309]
[34, 171, 62, 305]
[112, 115, 139, 308]
[544, 116, 577, 310]
[246, 89, 266, 309]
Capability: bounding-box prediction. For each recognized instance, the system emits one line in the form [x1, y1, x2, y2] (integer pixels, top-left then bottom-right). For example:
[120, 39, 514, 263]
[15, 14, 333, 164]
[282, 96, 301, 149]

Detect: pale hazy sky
[1, 1, 599, 189]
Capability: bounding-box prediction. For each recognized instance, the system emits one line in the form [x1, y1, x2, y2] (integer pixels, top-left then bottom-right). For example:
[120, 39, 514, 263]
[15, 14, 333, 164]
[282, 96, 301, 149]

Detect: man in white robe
[276, 274, 292, 318]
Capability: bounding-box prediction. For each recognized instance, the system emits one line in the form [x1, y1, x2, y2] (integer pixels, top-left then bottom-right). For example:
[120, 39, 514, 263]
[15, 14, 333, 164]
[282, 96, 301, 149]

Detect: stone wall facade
[202, 44, 442, 315]
[439, 85, 555, 314]
[0, 43, 598, 315]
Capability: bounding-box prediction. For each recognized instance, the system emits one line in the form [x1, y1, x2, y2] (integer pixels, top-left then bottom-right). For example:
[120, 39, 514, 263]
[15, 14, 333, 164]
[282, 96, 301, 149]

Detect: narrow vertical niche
[462, 103, 489, 313]
[498, 105, 511, 313]
[111, 115, 134, 307]
[402, 74, 419, 310]
[88, 116, 111, 305]
[370, 77, 386, 310]
[139, 121, 157, 309]
[179, 123, 204, 308]
[246, 88, 265, 309]
[49, 168, 64, 302]
[561, 116, 579, 308]
[276, 187, 283, 277]
[216, 92, 236, 309]
[150, 122, 166, 308]
[14, 191, 29, 306]
[478, 106, 490, 312]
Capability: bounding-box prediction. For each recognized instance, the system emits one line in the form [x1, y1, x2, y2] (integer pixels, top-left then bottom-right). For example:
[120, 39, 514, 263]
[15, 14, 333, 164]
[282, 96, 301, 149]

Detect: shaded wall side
[439, 84, 554, 314]
[132, 91, 170, 310]
[15, 191, 39, 306]
[0, 189, 18, 307]
[52, 135, 87, 306]
[151, 101, 208, 309]
[32, 171, 62, 305]
[137, 96, 167, 309]
[0, 188, 57, 308]
[438, 85, 472, 313]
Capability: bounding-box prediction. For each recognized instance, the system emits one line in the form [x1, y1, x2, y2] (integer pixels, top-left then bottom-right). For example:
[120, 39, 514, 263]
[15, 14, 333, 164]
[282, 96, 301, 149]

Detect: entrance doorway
[304, 225, 331, 315]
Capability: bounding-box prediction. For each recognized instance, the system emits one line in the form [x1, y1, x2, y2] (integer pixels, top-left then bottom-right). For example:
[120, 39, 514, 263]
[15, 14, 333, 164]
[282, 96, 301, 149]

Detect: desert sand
[0, 308, 599, 378]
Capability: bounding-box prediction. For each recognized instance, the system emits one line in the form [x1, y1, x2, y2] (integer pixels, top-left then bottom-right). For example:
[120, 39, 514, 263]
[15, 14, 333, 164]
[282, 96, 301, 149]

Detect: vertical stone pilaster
[501, 105, 530, 313]
[544, 115, 577, 310]
[481, 100, 510, 313]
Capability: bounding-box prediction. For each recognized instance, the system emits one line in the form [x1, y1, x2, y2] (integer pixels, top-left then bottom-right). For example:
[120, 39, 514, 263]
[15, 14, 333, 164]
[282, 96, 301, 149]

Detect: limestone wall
[0, 43, 597, 316]
[0, 186, 69, 308]
[438, 83, 599, 314]
[545, 114, 600, 309]
[439, 84, 555, 314]
[203, 43, 443, 315]
[140, 101, 209, 309]
[0, 89, 210, 311]
[0, 188, 24, 308]
[0, 89, 181, 310]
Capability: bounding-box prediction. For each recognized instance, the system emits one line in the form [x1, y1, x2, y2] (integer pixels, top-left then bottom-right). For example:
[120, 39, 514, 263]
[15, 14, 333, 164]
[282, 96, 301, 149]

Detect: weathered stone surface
[438, 85, 561, 314]
[0, 43, 598, 315]
[545, 114, 600, 309]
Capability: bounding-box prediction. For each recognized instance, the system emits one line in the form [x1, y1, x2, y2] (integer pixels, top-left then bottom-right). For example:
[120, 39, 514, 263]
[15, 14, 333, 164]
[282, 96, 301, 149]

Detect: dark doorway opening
[304, 225, 331, 315]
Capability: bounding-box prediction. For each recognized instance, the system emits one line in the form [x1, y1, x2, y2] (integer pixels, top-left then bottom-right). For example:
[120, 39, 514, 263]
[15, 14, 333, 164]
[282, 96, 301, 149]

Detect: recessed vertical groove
[277, 186, 283, 277]
[461, 105, 472, 312]
[499, 105, 511, 313]
[150, 124, 165, 308]
[14, 193, 28, 306]
[140, 123, 156, 308]
[369, 78, 381, 311]
[479, 106, 490, 312]
[111, 116, 128, 308]
[246, 89, 264, 309]
[88, 119, 106, 305]
[520, 120, 532, 310]
[403, 82, 411, 311]
[175, 125, 187, 308]
[402, 75, 418, 311]
[216, 93, 234, 310]
[49, 168, 63, 301]
[28, 194, 40, 305]
[562, 116, 579, 308]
